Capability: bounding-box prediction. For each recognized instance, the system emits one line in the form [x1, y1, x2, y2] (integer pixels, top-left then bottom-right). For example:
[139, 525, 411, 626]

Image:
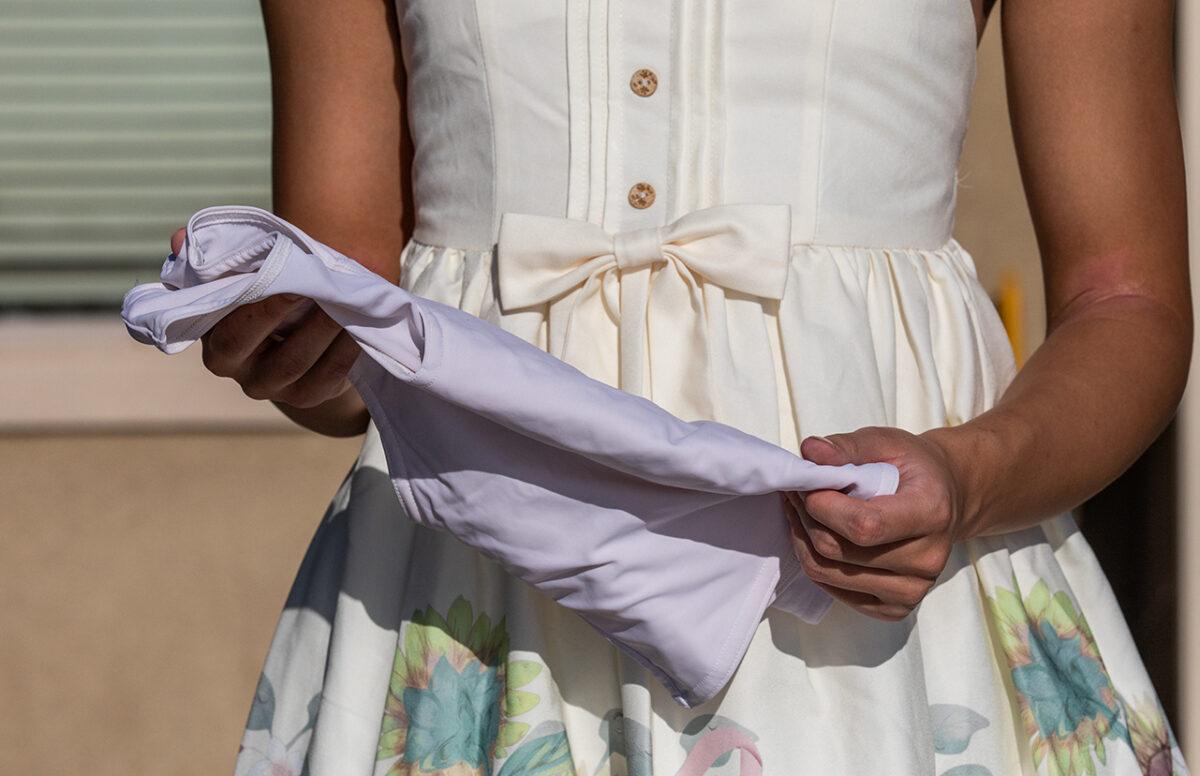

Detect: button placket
[606, 0, 671, 229]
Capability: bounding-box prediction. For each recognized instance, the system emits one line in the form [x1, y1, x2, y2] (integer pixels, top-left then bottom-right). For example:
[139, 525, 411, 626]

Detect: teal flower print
[1012, 620, 1118, 743]
[988, 579, 1190, 775]
[402, 655, 503, 772]
[376, 597, 556, 774]
[987, 580, 1121, 775]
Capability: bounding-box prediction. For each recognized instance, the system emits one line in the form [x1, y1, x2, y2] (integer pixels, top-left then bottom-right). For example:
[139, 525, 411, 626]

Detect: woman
[183, 0, 1192, 772]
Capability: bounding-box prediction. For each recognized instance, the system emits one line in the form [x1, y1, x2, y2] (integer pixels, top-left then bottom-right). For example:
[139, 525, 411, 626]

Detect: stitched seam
[174, 236, 291, 343]
[951, 0, 980, 236]
[608, 0, 623, 229]
[468, 0, 500, 243]
[590, 623, 692, 706]
[706, 0, 723, 207]
[688, 558, 776, 704]
[664, 0, 682, 217]
[566, 0, 589, 219]
[189, 207, 324, 260]
[586, 0, 609, 226]
[196, 234, 276, 273]
[810, 0, 838, 239]
[409, 303, 441, 389]
[404, 233, 963, 257]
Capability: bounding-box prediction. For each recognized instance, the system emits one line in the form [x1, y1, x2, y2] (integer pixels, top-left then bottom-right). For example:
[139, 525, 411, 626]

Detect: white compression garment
[122, 205, 900, 707]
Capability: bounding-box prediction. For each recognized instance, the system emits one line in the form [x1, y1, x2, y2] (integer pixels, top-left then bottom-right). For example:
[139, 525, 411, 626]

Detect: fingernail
[807, 435, 834, 449]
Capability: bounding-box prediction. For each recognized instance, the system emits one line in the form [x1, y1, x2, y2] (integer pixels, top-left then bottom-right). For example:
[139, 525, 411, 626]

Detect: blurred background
[1, 1, 1198, 774]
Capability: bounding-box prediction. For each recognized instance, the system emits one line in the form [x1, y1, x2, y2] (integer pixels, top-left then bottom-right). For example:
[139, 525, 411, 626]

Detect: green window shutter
[0, 0, 272, 308]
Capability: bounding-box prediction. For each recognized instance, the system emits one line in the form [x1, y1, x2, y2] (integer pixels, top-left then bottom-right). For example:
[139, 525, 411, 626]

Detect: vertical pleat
[776, 238, 1015, 446]
[705, 289, 782, 443]
[668, 0, 725, 218]
[564, 0, 591, 222]
[778, 243, 890, 441]
[884, 248, 954, 432]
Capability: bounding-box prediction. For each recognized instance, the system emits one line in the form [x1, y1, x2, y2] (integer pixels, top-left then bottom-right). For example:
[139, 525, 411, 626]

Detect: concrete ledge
[0, 314, 295, 433]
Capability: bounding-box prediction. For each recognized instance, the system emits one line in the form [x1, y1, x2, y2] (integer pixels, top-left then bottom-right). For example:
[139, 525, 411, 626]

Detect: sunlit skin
[175, 0, 1190, 619]
[171, 0, 409, 437]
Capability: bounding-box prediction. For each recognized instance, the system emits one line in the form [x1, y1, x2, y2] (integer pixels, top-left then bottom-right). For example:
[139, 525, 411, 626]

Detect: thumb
[801, 429, 882, 466]
[170, 227, 186, 257]
[802, 427, 901, 466]
[800, 434, 851, 466]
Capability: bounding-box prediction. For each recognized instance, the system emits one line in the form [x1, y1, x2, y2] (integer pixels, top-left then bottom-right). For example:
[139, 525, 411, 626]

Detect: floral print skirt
[231, 426, 1187, 776]
[234, 237, 1188, 776]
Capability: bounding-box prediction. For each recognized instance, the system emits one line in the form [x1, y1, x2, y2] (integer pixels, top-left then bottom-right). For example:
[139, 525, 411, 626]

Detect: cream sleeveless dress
[233, 1, 1188, 774]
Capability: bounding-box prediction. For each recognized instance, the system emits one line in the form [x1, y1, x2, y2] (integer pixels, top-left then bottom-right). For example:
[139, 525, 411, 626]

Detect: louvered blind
[0, 0, 272, 307]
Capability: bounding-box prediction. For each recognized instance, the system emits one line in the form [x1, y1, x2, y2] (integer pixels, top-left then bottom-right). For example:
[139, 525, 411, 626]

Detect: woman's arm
[787, 0, 1191, 620]
[939, 0, 1191, 534]
[173, 0, 411, 437]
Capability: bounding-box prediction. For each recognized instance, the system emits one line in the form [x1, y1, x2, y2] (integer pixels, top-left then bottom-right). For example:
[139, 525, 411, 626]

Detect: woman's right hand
[170, 228, 365, 414]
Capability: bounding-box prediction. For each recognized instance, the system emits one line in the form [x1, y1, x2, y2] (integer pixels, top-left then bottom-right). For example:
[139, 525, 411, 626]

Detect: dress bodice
[396, 0, 978, 252]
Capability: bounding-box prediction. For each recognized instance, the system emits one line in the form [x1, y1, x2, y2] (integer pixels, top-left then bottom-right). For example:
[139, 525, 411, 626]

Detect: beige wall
[0, 433, 361, 775]
[0, 21, 1047, 776]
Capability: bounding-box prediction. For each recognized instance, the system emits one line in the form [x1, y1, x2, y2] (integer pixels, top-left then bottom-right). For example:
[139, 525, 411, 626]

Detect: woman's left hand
[784, 427, 972, 622]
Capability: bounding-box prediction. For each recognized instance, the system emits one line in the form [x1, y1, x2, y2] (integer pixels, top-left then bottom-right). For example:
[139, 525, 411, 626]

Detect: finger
[799, 435, 849, 466]
[791, 520, 932, 609]
[811, 581, 914, 622]
[278, 330, 362, 408]
[201, 294, 305, 376]
[801, 487, 931, 546]
[782, 489, 806, 514]
[242, 307, 344, 398]
[792, 501, 947, 579]
[799, 426, 907, 467]
[782, 490, 810, 541]
[170, 227, 185, 256]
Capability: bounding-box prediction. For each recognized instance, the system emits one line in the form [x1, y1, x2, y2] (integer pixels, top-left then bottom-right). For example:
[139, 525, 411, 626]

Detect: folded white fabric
[122, 205, 900, 707]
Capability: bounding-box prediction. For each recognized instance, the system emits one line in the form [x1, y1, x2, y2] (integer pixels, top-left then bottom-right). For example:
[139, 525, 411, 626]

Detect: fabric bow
[496, 203, 792, 404]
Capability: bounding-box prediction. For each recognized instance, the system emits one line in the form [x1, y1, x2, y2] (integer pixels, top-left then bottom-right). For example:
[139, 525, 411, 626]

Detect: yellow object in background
[995, 269, 1025, 366]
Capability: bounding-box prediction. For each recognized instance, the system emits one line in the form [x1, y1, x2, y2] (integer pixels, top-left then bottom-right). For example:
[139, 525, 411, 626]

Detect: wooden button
[627, 182, 656, 209]
[630, 68, 658, 97]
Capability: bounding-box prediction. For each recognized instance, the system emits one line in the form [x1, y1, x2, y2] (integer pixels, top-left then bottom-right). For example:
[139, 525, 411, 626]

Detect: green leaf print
[447, 596, 475, 637]
[507, 689, 540, 717]
[508, 660, 543, 689]
[498, 721, 533, 750]
[497, 730, 575, 776]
